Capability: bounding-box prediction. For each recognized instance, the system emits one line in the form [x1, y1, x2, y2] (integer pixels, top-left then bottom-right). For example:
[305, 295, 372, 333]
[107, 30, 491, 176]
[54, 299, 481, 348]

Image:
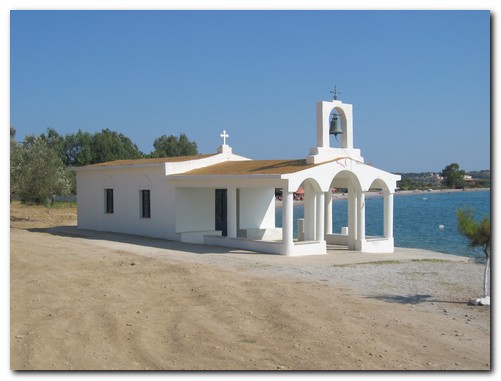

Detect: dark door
[215, 189, 227, 236]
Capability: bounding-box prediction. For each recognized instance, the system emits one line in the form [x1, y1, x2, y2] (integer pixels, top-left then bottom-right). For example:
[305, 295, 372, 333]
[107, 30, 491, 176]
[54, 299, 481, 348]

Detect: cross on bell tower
[330, 85, 341, 100]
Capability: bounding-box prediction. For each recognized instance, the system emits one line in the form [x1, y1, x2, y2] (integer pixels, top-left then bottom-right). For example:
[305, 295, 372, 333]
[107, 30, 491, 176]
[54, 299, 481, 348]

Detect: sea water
[275, 190, 490, 258]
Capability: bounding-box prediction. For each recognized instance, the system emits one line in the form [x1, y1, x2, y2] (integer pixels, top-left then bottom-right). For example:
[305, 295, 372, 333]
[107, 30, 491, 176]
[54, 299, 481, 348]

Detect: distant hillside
[396, 170, 490, 190]
[467, 170, 491, 180]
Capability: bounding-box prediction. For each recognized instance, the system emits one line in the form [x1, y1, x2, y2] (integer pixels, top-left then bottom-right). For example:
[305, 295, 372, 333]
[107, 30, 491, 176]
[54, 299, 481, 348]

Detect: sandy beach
[10, 203, 490, 370]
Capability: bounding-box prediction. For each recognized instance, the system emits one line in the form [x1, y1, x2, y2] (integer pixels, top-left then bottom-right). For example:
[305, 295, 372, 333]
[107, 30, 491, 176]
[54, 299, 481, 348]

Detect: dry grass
[10, 201, 77, 229]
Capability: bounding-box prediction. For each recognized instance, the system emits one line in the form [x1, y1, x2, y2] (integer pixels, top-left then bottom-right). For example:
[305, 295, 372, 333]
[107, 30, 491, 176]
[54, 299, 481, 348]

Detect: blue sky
[10, 10, 490, 172]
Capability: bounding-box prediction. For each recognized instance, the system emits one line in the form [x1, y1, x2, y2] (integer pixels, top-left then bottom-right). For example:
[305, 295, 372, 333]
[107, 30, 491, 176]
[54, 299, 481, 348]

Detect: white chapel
[76, 97, 401, 256]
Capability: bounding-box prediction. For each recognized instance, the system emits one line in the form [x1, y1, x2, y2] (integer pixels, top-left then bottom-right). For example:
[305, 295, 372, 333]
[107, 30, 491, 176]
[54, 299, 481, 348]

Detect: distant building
[76, 97, 400, 256]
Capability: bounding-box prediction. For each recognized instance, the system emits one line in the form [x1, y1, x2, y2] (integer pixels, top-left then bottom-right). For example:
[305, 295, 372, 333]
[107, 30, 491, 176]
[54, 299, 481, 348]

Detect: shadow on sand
[26, 225, 266, 256]
[366, 294, 467, 305]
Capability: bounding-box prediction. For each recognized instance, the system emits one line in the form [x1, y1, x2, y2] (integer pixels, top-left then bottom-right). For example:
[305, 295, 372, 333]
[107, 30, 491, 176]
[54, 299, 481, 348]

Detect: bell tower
[306, 97, 364, 164]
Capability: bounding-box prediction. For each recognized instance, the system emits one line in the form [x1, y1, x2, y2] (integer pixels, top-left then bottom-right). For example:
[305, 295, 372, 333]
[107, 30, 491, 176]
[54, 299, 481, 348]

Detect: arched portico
[280, 180, 326, 256]
[294, 164, 398, 253]
[302, 178, 324, 241]
[284, 160, 398, 254]
[367, 178, 395, 244]
[350, 175, 397, 253]
[323, 170, 364, 250]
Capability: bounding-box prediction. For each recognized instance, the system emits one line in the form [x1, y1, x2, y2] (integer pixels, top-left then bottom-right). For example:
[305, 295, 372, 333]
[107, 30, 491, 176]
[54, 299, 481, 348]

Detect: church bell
[329, 114, 343, 137]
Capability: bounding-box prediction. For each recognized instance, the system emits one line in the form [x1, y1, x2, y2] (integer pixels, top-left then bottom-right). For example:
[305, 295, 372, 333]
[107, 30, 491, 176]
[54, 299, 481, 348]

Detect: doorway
[215, 189, 227, 236]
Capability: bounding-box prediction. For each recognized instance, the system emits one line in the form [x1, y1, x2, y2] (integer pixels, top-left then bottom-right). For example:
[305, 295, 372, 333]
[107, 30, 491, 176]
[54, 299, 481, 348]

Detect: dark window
[105, 188, 114, 214]
[141, 189, 151, 218]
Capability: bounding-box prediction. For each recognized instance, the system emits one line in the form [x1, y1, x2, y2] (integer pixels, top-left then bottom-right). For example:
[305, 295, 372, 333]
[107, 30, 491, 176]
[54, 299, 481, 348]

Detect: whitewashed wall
[239, 188, 275, 229]
[175, 188, 215, 232]
[76, 165, 172, 239]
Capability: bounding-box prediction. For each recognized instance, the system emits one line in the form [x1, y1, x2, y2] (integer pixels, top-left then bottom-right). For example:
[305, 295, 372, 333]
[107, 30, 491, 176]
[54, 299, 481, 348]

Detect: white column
[357, 191, 366, 243]
[304, 182, 316, 241]
[324, 191, 333, 235]
[316, 101, 329, 148]
[227, 187, 237, 238]
[282, 191, 294, 252]
[348, 188, 357, 250]
[384, 192, 394, 239]
[316, 191, 325, 241]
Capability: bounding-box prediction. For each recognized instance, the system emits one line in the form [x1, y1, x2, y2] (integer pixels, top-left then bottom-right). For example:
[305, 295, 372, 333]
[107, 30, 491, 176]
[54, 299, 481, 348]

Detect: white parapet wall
[179, 230, 222, 244]
[326, 233, 349, 246]
[203, 235, 327, 256]
[239, 228, 283, 240]
[289, 240, 327, 256]
[357, 238, 395, 253]
[203, 235, 285, 255]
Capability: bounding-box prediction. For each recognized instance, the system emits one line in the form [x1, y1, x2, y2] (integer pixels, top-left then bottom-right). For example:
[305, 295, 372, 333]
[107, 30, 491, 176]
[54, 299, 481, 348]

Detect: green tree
[441, 163, 466, 189]
[151, 133, 198, 158]
[90, 129, 143, 164]
[457, 206, 491, 302]
[398, 178, 414, 191]
[62, 130, 93, 166]
[40, 128, 65, 161]
[13, 135, 72, 204]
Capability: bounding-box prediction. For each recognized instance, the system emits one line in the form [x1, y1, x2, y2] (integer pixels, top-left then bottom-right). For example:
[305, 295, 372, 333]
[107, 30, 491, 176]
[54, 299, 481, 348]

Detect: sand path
[10, 224, 490, 370]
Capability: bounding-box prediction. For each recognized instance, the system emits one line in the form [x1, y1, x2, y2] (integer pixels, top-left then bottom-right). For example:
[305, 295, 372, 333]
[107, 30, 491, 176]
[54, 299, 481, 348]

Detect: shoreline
[275, 187, 490, 205]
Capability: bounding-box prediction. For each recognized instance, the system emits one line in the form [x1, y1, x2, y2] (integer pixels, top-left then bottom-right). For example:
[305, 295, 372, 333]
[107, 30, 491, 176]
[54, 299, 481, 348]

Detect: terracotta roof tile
[84, 154, 216, 168]
[180, 159, 315, 176]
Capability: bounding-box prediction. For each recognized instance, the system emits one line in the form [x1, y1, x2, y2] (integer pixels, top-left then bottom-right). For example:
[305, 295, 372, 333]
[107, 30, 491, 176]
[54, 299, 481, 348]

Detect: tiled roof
[84, 154, 217, 167]
[179, 159, 315, 176]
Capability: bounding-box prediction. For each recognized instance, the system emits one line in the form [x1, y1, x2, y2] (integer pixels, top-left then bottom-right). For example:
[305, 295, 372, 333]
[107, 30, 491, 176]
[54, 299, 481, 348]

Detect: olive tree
[456, 206, 491, 305]
[10, 128, 22, 200]
[12, 134, 72, 205]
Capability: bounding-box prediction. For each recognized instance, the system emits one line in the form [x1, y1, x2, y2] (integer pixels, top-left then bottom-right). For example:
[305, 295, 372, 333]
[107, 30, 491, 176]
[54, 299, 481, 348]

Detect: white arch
[368, 178, 391, 194]
[329, 169, 363, 193]
[316, 100, 354, 150]
[349, 164, 398, 193]
[300, 177, 322, 193]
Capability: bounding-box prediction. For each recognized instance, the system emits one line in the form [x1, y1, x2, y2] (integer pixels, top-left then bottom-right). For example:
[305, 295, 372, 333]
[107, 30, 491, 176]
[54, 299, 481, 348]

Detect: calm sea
[275, 190, 491, 258]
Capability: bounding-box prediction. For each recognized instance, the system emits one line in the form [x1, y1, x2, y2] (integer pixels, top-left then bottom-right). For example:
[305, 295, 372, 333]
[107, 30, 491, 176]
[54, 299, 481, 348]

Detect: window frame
[140, 189, 151, 218]
[105, 188, 114, 214]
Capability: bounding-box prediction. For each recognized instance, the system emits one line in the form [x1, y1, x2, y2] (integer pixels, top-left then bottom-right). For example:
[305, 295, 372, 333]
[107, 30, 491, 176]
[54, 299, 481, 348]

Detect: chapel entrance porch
[174, 186, 282, 246]
[174, 184, 395, 255]
[171, 156, 398, 256]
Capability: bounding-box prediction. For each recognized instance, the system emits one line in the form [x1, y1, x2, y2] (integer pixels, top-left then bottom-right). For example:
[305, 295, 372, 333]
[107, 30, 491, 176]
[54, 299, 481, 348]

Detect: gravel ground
[10, 203, 491, 370]
[47, 225, 490, 337]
